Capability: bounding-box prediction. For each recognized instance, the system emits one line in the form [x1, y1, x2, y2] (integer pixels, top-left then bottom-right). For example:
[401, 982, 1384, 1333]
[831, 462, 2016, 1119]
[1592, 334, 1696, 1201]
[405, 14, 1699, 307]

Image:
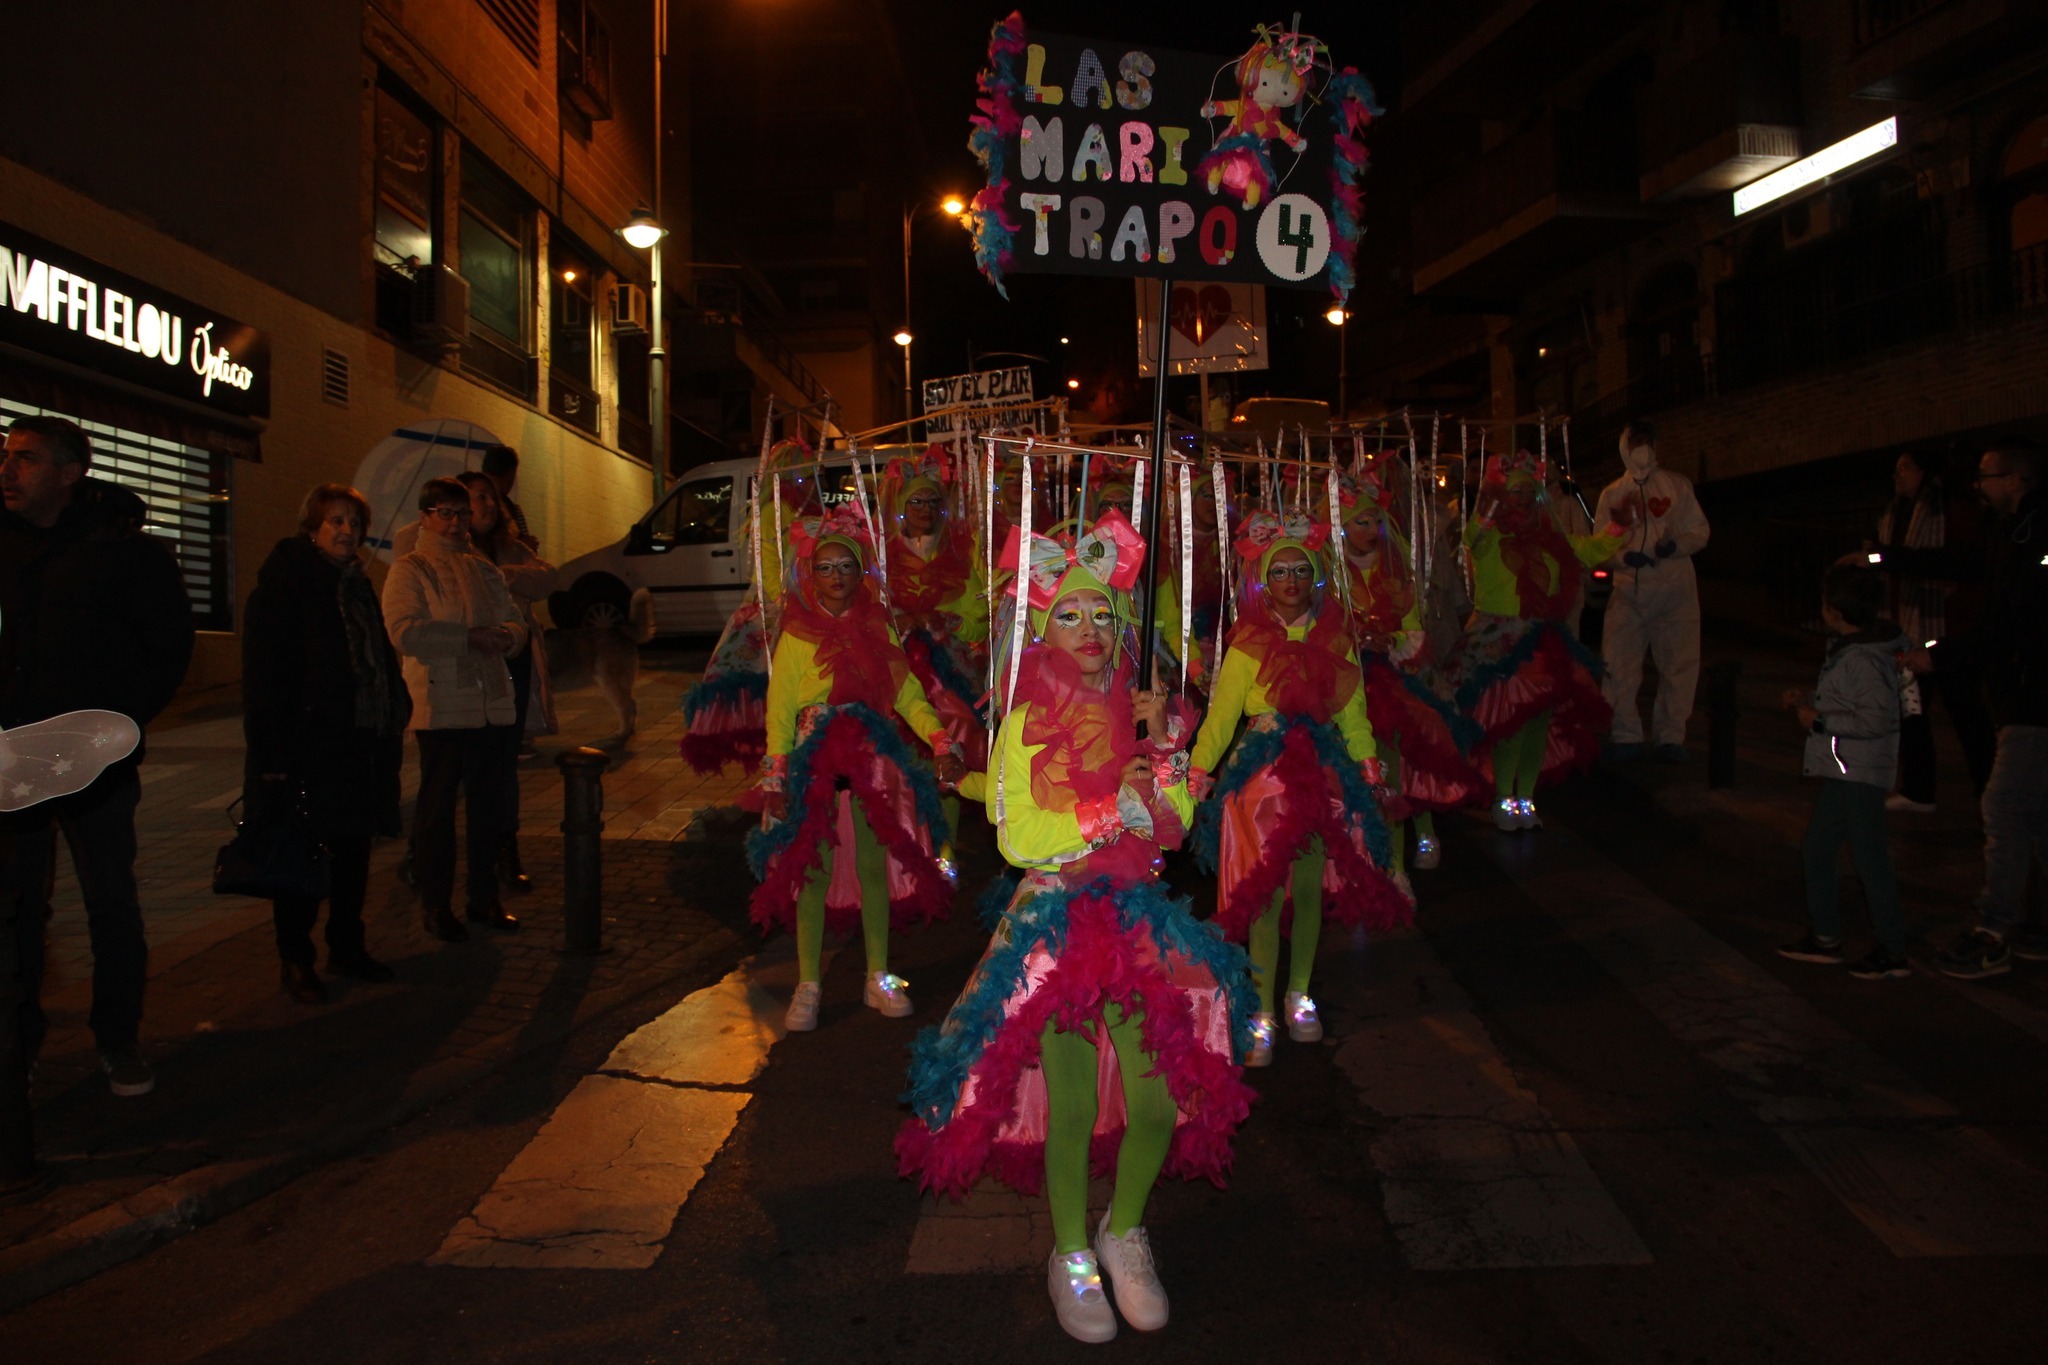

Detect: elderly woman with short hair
[383, 476, 527, 943]
[242, 483, 411, 1002]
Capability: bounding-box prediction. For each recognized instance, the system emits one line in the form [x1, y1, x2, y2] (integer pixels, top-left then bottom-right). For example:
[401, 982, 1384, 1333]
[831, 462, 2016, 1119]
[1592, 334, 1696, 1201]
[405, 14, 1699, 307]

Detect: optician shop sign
[0, 220, 270, 419]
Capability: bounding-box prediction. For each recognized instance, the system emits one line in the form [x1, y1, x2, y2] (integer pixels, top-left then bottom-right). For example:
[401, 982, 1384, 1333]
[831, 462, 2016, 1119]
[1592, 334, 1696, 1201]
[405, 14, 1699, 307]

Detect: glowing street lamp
[618, 205, 668, 499]
[941, 195, 968, 217]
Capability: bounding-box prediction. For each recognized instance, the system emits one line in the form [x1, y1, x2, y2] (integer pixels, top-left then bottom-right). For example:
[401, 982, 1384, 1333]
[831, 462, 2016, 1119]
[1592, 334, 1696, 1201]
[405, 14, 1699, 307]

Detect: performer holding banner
[898, 508, 1254, 1345]
[747, 508, 965, 1031]
[1190, 510, 1412, 1066]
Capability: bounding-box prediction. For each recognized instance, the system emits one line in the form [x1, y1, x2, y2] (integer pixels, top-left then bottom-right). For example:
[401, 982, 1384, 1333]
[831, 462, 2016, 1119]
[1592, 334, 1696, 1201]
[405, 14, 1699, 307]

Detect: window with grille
[0, 396, 234, 632]
[477, 0, 541, 65]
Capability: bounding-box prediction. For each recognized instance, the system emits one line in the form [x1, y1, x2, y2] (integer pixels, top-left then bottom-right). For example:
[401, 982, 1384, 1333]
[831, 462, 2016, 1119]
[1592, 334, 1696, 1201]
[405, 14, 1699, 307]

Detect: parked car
[550, 450, 896, 635]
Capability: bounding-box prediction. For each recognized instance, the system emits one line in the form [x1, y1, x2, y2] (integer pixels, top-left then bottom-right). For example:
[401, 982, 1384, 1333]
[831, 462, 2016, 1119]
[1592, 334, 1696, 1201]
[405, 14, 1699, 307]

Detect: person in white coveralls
[1594, 421, 1711, 762]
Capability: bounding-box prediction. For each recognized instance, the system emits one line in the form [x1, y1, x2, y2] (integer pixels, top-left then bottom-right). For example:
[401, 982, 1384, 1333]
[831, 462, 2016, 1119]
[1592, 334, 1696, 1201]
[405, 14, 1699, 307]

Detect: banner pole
[1140, 277, 1173, 694]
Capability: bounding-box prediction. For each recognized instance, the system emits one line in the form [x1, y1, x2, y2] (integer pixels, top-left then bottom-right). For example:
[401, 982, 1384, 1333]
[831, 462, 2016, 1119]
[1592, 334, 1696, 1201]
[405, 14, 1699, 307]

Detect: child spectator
[1777, 565, 1912, 979]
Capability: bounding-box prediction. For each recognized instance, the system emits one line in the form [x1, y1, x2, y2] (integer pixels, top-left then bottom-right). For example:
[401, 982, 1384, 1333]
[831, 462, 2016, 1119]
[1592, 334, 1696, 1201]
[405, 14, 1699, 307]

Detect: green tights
[1492, 712, 1552, 802]
[1249, 837, 1325, 1015]
[1040, 1004, 1179, 1252]
[794, 799, 890, 983]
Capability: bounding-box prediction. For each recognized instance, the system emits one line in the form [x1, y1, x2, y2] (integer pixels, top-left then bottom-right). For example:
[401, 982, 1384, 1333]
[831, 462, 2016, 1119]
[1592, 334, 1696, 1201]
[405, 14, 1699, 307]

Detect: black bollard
[558, 747, 609, 955]
[1707, 660, 1742, 789]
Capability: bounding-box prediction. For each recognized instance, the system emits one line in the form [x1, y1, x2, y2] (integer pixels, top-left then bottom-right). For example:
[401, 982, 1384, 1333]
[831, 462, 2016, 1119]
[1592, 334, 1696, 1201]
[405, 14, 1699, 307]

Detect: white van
[550, 450, 903, 634]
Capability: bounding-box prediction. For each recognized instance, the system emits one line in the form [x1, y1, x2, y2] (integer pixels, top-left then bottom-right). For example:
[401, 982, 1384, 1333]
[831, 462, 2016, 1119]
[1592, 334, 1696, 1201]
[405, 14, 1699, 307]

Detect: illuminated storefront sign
[0, 220, 270, 419]
[1733, 117, 1899, 217]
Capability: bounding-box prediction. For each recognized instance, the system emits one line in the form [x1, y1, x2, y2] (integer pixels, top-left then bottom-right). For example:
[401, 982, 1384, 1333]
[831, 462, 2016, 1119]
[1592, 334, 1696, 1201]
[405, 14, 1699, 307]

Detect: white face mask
[1619, 432, 1656, 476]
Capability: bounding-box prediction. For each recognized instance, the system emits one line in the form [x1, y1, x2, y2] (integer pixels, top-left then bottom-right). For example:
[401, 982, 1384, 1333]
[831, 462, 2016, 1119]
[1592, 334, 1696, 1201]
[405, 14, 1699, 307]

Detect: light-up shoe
[1245, 1011, 1276, 1067]
[1047, 1249, 1118, 1343]
[863, 971, 914, 1017]
[1283, 991, 1323, 1043]
[1413, 835, 1441, 870]
[1094, 1214, 1168, 1331]
[784, 981, 820, 1032]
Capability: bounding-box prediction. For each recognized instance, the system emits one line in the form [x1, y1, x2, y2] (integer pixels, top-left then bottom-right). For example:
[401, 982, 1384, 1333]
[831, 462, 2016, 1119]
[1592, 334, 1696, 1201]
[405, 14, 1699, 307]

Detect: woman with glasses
[898, 511, 1254, 1344]
[1448, 449, 1623, 832]
[1188, 510, 1413, 1066]
[381, 477, 528, 942]
[749, 507, 966, 1030]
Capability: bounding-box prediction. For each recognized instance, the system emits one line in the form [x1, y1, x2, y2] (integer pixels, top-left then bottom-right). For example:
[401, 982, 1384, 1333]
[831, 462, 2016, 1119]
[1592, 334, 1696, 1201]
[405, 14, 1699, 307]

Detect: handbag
[213, 784, 332, 901]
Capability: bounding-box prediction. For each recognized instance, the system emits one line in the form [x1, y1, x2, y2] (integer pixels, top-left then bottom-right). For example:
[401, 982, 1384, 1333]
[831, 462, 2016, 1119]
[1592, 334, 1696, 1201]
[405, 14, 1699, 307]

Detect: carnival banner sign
[964, 14, 1379, 303]
[921, 364, 1036, 435]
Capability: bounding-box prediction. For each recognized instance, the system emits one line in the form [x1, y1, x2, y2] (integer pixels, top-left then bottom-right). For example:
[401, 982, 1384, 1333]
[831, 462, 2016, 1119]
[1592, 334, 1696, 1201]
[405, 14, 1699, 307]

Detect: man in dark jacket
[1908, 443, 2048, 979]
[0, 415, 194, 1097]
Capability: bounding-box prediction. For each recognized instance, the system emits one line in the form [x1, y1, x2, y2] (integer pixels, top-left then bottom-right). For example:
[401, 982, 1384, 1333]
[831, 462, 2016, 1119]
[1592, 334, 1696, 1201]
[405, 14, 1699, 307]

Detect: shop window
[548, 239, 600, 437]
[0, 396, 234, 632]
[458, 147, 536, 400]
[372, 82, 438, 337]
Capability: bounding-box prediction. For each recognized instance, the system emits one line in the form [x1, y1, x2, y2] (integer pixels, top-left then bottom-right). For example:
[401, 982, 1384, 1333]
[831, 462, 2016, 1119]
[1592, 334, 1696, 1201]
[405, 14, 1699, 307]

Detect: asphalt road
[7, 771, 2048, 1365]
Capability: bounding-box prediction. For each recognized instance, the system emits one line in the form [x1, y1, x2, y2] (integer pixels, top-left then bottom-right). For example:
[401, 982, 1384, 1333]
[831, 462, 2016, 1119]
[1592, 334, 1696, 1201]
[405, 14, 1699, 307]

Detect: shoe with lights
[1245, 1012, 1276, 1067]
[1412, 835, 1441, 870]
[1283, 990, 1323, 1043]
[1047, 1249, 1118, 1343]
[936, 847, 959, 882]
[863, 971, 914, 1018]
[1094, 1213, 1168, 1331]
[784, 980, 821, 1032]
[1492, 797, 1520, 832]
[1515, 798, 1542, 830]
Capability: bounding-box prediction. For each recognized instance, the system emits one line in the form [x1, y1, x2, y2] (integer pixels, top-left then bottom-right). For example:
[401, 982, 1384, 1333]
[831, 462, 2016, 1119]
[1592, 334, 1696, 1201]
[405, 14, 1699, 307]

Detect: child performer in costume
[897, 510, 1256, 1345]
[1191, 510, 1413, 1066]
[681, 441, 815, 776]
[1449, 448, 1622, 831]
[882, 447, 989, 772]
[1341, 469, 1483, 871]
[747, 507, 967, 1030]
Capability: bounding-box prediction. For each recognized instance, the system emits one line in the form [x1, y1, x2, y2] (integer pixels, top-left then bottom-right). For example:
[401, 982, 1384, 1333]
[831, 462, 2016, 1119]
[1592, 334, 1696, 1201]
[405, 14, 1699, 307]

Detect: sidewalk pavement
[0, 648, 758, 1313]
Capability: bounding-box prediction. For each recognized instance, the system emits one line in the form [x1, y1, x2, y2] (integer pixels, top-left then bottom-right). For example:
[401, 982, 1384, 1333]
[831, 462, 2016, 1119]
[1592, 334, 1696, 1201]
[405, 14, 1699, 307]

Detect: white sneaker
[864, 971, 914, 1018]
[1283, 991, 1323, 1043]
[784, 981, 820, 1032]
[1412, 835, 1441, 870]
[1492, 797, 1520, 831]
[1047, 1249, 1118, 1343]
[1515, 797, 1542, 830]
[1245, 1012, 1275, 1067]
[1094, 1214, 1169, 1331]
[1885, 793, 1936, 814]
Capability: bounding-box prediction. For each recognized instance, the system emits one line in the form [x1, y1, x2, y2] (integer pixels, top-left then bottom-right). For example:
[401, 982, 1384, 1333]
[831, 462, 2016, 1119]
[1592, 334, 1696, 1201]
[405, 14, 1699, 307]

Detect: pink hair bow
[1233, 508, 1328, 563]
[999, 508, 1146, 610]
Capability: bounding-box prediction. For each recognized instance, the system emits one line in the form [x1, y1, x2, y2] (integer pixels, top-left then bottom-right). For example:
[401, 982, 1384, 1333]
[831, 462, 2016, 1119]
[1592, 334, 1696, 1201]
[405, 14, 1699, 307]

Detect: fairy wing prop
[0, 709, 143, 810]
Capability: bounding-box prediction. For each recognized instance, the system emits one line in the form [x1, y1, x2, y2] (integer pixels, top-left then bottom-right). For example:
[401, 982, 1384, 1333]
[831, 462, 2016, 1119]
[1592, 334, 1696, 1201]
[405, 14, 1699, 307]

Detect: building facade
[0, 0, 681, 687]
[1351, 0, 2048, 618]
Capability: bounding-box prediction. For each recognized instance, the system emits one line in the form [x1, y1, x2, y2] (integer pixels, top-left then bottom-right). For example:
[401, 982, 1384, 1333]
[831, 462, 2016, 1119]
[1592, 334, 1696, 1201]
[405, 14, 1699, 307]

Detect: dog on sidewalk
[544, 588, 655, 746]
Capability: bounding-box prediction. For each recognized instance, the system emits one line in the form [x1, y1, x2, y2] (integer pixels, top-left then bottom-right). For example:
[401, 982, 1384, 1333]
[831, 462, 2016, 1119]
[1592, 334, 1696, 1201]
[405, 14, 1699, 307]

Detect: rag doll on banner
[745, 503, 967, 1031]
[680, 438, 818, 779]
[1190, 508, 1414, 1068]
[898, 502, 1255, 1346]
[1197, 24, 1324, 210]
[1339, 463, 1485, 873]
[1445, 446, 1625, 832]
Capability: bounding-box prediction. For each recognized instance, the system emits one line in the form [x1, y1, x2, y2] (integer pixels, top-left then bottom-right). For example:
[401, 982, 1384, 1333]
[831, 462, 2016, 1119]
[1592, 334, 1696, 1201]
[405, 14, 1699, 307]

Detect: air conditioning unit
[410, 264, 470, 353]
[558, 0, 613, 122]
[610, 280, 650, 334]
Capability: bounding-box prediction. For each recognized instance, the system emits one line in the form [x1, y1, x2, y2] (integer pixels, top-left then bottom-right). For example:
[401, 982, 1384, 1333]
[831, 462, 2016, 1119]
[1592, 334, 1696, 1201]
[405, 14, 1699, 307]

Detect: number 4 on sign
[1277, 204, 1316, 276]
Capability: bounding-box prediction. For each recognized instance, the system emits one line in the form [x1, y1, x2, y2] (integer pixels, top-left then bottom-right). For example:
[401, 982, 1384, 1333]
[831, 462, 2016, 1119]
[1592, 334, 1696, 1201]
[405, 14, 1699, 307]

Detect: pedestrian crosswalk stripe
[1487, 824, 2048, 1258]
[430, 940, 828, 1270]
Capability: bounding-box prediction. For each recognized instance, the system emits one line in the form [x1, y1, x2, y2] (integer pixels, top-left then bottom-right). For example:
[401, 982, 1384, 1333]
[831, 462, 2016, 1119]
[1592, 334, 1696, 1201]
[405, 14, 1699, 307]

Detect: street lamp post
[1325, 304, 1348, 421]
[621, 207, 667, 499]
[900, 195, 970, 442]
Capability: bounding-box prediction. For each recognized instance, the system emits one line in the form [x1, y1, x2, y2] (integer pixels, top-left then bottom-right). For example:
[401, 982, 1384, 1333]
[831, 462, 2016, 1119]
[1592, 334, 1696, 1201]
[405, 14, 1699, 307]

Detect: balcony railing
[1854, 0, 1953, 47]
[1717, 241, 2048, 393]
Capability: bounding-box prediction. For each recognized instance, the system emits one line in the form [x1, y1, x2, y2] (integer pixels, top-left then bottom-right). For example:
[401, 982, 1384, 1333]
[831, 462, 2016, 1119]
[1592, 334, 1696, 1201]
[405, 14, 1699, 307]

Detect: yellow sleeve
[1191, 646, 1255, 773]
[764, 633, 819, 759]
[958, 769, 987, 804]
[1570, 531, 1625, 568]
[941, 547, 990, 645]
[1335, 654, 1378, 763]
[987, 703, 1088, 866]
[1158, 762, 1196, 829]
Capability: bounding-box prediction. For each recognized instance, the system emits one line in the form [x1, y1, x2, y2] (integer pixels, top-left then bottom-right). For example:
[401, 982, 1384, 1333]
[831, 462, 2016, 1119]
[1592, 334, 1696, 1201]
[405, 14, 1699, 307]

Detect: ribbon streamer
[1211, 456, 1234, 633]
[1179, 459, 1194, 698]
